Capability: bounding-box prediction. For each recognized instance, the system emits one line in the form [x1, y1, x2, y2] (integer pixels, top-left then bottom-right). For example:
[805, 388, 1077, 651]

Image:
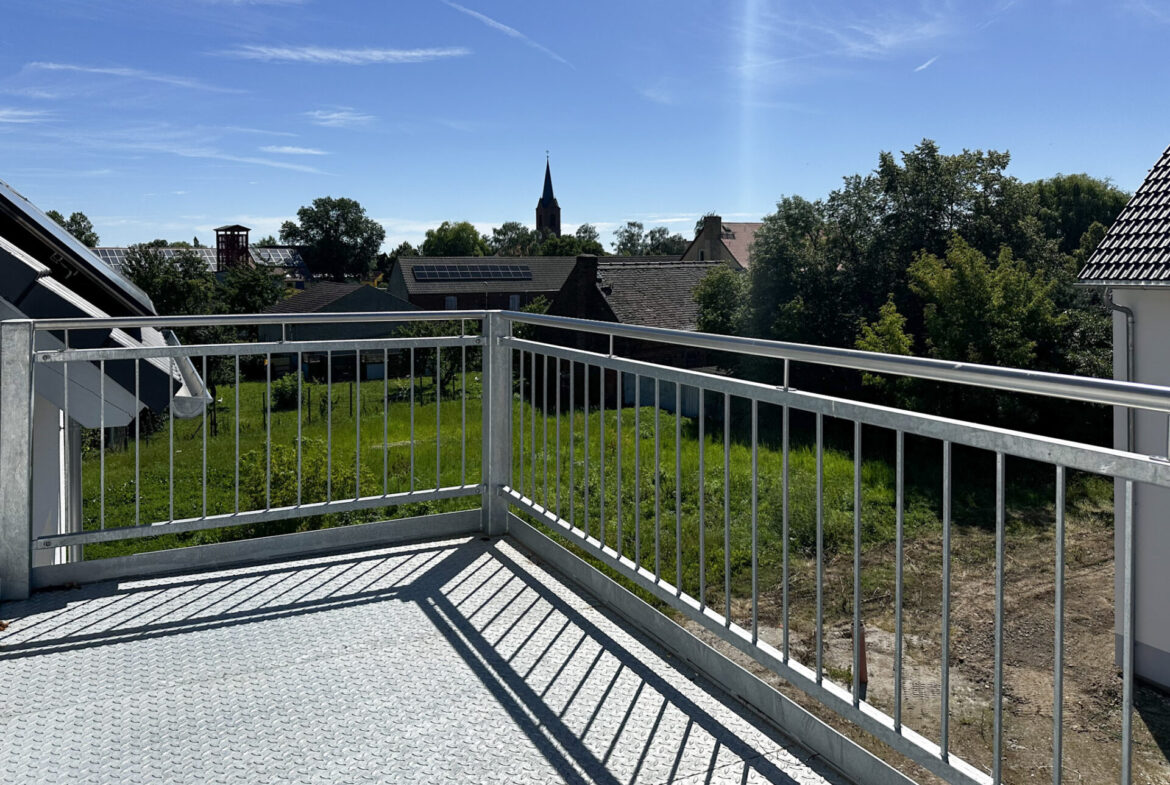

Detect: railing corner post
[482, 313, 511, 536]
[0, 320, 35, 600]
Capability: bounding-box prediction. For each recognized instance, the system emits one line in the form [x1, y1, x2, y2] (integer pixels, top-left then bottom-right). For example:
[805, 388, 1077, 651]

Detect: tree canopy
[694, 139, 1128, 435]
[46, 210, 99, 247]
[280, 196, 385, 281]
[421, 221, 488, 257]
[611, 222, 688, 255]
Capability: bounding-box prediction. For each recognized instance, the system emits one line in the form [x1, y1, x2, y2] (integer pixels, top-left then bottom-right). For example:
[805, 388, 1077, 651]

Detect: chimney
[702, 214, 723, 262]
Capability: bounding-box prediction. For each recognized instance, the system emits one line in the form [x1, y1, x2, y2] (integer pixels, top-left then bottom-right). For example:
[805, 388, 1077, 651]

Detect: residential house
[681, 214, 762, 269]
[388, 256, 578, 311]
[260, 281, 417, 380]
[1077, 141, 1170, 690]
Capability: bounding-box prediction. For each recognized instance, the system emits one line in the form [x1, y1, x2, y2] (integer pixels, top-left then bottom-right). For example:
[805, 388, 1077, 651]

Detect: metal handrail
[503, 310, 1170, 413]
[19, 309, 489, 331]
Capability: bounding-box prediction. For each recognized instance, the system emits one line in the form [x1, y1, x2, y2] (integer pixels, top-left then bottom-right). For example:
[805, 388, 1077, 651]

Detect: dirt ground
[683, 496, 1170, 784]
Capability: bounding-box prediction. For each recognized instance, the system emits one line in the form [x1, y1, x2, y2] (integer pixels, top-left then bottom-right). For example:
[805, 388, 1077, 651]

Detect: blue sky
[1, 0, 1167, 249]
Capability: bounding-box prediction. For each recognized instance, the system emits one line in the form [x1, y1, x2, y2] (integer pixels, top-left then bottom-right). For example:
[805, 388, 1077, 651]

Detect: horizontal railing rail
[506, 310, 1170, 414]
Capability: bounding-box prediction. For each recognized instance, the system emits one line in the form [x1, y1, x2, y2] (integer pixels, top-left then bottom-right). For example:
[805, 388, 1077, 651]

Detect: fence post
[0, 320, 35, 600]
[482, 312, 512, 535]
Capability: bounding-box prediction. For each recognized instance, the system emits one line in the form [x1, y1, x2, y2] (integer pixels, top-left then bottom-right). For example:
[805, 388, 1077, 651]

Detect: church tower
[535, 157, 561, 238]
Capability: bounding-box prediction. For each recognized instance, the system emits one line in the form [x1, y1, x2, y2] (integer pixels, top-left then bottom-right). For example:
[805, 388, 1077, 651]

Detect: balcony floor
[1, 536, 845, 785]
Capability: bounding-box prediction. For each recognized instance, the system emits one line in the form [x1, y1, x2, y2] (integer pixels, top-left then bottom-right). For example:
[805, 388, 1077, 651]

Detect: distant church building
[536, 158, 561, 238]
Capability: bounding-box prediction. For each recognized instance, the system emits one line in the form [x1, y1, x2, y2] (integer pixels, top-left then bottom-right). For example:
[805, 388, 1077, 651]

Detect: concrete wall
[1111, 287, 1170, 689]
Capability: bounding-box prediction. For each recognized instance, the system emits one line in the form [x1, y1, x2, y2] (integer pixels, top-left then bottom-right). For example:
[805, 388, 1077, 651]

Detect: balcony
[2, 310, 1168, 785]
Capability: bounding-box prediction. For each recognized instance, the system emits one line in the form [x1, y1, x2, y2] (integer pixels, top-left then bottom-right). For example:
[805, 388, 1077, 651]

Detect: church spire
[536, 155, 561, 237]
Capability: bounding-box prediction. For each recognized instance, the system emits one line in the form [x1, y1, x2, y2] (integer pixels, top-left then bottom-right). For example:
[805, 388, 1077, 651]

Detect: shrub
[271, 373, 301, 411]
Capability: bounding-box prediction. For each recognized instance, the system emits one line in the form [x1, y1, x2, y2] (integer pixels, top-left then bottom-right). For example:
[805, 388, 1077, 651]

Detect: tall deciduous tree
[280, 197, 385, 281]
[46, 209, 100, 247]
[121, 245, 219, 316]
[420, 221, 488, 257]
[489, 222, 538, 256]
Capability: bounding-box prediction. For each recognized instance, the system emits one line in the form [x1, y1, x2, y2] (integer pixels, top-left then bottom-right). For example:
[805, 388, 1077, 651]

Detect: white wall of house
[1111, 287, 1170, 689]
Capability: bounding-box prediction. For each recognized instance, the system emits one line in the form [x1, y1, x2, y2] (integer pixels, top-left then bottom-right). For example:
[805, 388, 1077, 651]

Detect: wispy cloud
[260, 145, 328, 155]
[304, 108, 374, 128]
[218, 45, 470, 64]
[639, 86, 674, 105]
[0, 107, 51, 124]
[441, 1, 570, 67]
[40, 124, 327, 174]
[26, 62, 243, 93]
[218, 125, 298, 137]
[1128, 0, 1170, 22]
[914, 55, 939, 71]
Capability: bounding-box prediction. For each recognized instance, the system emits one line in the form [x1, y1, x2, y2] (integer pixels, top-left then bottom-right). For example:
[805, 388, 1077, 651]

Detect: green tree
[693, 266, 747, 335]
[121, 245, 219, 316]
[908, 236, 1063, 369]
[489, 222, 538, 256]
[46, 209, 100, 247]
[612, 221, 645, 255]
[253, 234, 277, 247]
[575, 223, 601, 245]
[420, 221, 488, 257]
[1030, 173, 1129, 255]
[280, 197, 386, 281]
[644, 226, 688, 255]
[219, 265, 285, 315]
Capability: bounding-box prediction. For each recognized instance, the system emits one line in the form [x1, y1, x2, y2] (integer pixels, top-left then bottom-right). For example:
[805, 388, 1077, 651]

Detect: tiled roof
[397, 256, 578, 295]
[1078, 144, 1170, 284]
[264, 282, 413, 314]
[721, 223, 762, 268]
[598, 259, 725, 330]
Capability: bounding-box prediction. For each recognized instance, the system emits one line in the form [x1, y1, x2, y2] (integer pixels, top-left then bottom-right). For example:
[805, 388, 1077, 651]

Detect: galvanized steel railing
[1, 309, 1166, 785]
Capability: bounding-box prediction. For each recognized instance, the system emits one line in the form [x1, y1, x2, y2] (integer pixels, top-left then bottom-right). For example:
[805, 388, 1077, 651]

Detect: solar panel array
[92, 246, 303, 275]
[411, 263, 533, 282]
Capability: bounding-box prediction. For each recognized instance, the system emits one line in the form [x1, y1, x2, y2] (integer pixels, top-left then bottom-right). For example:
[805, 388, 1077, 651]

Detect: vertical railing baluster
[134, 359, 140, 528]
[615, 370, 622, 555]
[941, 440, 952, 755]
[699, 389, 706, 611]
[298, 352, 304, 505]
[327, 349, 333, 501]
[408, 347, 414, 493]
[634, 374, 640, 565]
[234, 353, 240, 513]
[569, 361, 575, 528]
[993, 450, 1005, 784]
[1121, 478, 1135, 785]
[1053, 464, 1064, 785]
[265, 352, 271, 510]
[518, 349, 524, 496]
[782, 388, 790, 661]
[584, 362, 590, 536]
[382, 348, 387, 497]
[435, 346, 441, 491]
[853, 421, 863, 705]
[201, 355, 207, 518]
[816, 412, 824, 683]
[544, 354, 549, 508]
[530, 351, 536, 500]
[751, 398, 758, 642]
[556, 357, 562, 519]
[168, 356, 175, 522]
[676, 383, 683, 597]
[600, 366, 606, 545]
[99, 360, 105, 530]
[895, 429, 905, 731]
[357, 349, 363, 499]
[723, 392, 731, 627]
[654, 378, 661, 582]
[461, 338, 467, 487]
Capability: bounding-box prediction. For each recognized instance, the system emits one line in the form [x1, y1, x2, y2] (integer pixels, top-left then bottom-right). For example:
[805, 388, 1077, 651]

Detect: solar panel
[411, 263, 533, 282]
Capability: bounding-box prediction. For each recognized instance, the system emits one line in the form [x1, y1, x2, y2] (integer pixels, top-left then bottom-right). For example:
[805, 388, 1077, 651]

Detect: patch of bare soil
[682, 502, 1170, 784]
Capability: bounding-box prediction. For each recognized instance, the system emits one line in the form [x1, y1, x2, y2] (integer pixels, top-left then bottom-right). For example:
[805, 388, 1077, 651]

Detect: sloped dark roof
[1079, 144, 1170, 284]
[264, 282, 413, 314]
[598, 259, 724, 330]
[397, 256, 578, 295]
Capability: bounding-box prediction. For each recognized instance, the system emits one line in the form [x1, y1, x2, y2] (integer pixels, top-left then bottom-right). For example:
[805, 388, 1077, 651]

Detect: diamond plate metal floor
[1, 536, 847, 785]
